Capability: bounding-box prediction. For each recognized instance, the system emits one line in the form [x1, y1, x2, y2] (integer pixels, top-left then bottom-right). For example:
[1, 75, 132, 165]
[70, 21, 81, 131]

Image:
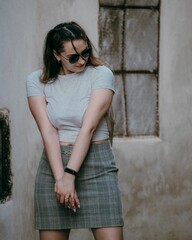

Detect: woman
[26, 21, 124, 240]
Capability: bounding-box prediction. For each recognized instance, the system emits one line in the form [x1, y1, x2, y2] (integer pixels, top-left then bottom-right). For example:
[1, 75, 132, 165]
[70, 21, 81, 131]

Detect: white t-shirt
[26, 65, 115, 142]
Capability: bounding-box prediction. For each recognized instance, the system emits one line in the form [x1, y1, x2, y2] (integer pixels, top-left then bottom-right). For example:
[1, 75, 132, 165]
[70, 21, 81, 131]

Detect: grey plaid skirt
[35, 141, 124, 229]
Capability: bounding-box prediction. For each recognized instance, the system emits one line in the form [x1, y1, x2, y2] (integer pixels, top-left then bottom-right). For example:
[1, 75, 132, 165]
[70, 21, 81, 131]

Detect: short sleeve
[91, 66, 115, 93]
[26, 69, 45, 97]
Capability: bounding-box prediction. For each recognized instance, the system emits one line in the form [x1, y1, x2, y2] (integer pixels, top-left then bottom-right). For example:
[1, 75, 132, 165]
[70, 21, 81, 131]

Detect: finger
[59, 194, 65, 204]
[74, 192, 80, 208]
[70, 194, 75, 207]
[69, 194, 76, 212]
[64, 195, 70, 208]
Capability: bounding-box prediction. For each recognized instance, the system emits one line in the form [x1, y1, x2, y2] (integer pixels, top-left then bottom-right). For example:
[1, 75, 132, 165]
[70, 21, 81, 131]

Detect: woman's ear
[53, 50, 61, 62]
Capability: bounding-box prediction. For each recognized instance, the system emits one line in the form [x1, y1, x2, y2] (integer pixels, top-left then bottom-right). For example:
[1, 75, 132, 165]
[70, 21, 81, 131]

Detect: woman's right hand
[54, 172, 80, 212]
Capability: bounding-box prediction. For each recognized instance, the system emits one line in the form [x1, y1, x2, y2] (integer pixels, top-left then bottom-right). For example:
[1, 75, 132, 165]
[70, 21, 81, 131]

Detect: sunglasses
[60, 47, 91, 64]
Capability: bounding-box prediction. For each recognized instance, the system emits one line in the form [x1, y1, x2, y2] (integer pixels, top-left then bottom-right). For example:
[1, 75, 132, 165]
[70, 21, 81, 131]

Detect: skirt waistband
[60, 138, 109, 146]
[60, 139, 111, 155]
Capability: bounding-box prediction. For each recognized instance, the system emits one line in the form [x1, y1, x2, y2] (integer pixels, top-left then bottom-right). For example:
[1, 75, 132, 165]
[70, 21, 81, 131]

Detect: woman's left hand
[54, 172, 80, 212]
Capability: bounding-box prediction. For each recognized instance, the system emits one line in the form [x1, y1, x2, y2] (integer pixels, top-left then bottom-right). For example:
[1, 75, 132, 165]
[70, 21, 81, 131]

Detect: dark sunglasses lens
[82, 48, 91, 57]
[68, 48, 91, 64]
[69, 55, 79, 64]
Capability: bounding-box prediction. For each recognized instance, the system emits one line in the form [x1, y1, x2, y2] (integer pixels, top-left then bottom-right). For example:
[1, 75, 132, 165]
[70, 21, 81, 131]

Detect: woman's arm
[28, 96, 80, 209]
[67, 88, 113, 171]
[28, 96, 64, 180]
[56, 88, 113, 209]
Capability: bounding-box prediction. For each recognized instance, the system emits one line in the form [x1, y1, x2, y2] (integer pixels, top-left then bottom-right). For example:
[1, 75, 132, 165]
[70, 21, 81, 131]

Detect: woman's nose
[78, 56, 86, 64]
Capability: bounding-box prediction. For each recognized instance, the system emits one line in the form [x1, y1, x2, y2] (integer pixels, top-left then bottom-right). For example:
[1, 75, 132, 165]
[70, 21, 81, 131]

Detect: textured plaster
[0, 0, 192, 240]
[113, 0, 192, 239]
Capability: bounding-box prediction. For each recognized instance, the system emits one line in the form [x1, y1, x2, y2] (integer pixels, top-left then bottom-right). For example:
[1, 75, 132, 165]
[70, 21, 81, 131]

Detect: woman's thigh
[92, 227, 123, 240]
[39, 229, 70, 240]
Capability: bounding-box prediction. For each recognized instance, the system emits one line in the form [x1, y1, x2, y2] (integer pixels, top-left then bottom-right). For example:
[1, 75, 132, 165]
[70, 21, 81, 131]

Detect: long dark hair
[40, 21, 103, 83]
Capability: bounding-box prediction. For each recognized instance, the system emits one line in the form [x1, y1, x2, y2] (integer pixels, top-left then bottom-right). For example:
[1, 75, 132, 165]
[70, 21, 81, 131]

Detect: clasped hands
[54, 172, 80, 212]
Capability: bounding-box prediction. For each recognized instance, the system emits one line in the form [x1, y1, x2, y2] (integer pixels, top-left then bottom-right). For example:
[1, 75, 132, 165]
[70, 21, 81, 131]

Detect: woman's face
[54, 39, 90, 75]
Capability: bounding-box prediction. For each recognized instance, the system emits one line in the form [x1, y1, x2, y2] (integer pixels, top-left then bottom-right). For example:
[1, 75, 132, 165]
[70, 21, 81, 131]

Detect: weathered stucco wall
[0, 0, 192, 240]
[0, 0, 98, 239]
[113, 0, 192, 239]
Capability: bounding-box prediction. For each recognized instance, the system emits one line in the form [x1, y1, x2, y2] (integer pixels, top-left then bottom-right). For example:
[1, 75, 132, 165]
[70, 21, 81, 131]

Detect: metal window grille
[99, 0, 160, 137]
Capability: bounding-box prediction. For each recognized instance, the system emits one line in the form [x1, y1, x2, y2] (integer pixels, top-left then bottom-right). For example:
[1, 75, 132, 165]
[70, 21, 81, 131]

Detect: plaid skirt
[35, 141, 124, 229]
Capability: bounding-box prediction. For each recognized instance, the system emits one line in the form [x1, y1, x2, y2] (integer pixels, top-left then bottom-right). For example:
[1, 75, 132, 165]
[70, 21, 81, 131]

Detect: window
[99, 0, 160, 137]
[0, 109, 12, 203]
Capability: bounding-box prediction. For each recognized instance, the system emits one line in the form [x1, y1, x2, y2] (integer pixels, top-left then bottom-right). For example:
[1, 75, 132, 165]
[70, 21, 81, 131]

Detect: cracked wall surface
[0, 0, 192, 240]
